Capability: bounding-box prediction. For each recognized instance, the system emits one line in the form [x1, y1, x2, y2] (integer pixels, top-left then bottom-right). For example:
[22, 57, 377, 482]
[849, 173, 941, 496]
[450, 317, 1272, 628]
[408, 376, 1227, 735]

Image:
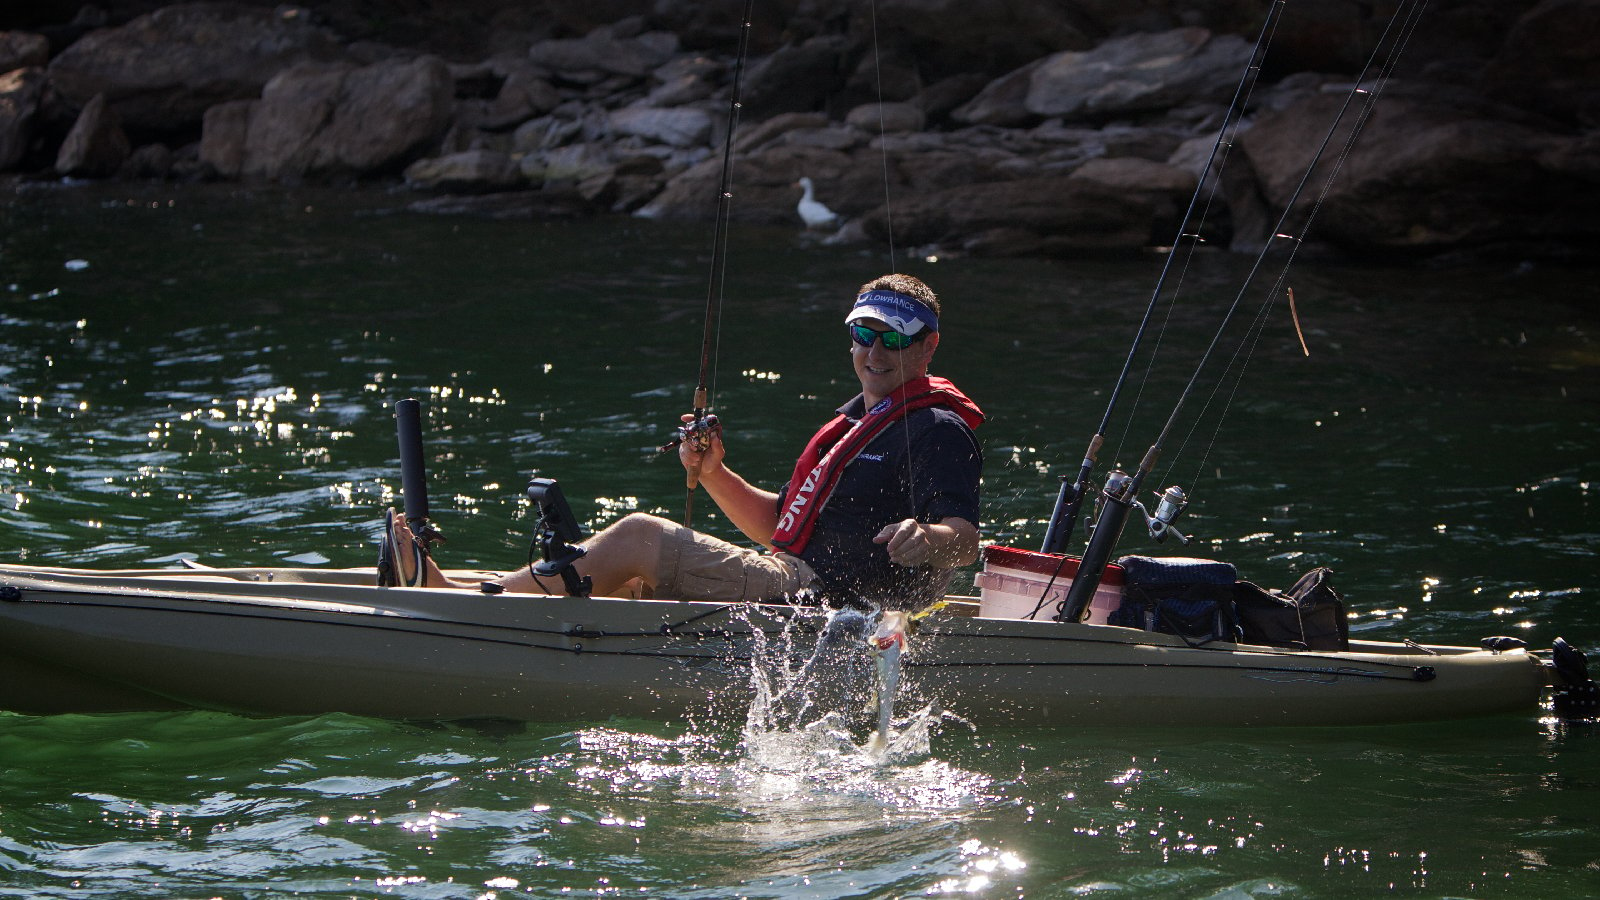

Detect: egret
[796, 177, 840, 229]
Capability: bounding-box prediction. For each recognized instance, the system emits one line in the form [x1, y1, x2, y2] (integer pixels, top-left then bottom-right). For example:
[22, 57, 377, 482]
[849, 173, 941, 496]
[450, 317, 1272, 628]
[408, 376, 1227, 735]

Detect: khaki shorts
[655, 522, 816, 602]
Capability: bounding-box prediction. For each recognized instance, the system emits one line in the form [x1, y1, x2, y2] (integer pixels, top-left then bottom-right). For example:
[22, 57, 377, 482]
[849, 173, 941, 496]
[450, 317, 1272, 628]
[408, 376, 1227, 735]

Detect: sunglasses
[849, 323, 926, 351]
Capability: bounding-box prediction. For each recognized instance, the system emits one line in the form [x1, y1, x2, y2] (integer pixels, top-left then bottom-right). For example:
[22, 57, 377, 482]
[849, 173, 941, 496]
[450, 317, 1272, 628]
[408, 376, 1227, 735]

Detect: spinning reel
[1088, 472, 1193, 546]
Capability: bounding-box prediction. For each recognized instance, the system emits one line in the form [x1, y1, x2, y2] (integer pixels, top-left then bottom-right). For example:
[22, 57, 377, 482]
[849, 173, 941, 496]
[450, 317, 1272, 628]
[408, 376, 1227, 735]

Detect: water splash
[738, 605, 942, 769]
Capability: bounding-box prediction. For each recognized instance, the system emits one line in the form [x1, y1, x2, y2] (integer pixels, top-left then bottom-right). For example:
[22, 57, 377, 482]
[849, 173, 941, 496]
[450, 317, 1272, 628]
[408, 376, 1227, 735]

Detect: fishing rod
[1055, 0, 1430, 622]
[661, 0, 757, 526]
[1038, 0, 1287, 555]
[393, 398, 443, 585]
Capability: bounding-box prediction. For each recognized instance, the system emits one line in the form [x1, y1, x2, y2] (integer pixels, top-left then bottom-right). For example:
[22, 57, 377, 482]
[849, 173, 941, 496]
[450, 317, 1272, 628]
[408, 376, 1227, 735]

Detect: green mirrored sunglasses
[849, 323, 925, 351]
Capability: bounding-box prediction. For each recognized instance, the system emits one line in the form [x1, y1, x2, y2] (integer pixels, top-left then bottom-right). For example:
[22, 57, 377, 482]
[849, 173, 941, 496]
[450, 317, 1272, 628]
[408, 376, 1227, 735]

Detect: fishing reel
[1086, 469, 1135, 538]
[657, 414, 721, 454]
[1084, 474, 1191, 544]
[1136, 485, 1192, 545]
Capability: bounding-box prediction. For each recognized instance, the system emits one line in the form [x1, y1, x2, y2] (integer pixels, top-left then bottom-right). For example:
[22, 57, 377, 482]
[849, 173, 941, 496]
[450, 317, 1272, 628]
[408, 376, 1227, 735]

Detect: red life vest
[771, 375, 983, 554]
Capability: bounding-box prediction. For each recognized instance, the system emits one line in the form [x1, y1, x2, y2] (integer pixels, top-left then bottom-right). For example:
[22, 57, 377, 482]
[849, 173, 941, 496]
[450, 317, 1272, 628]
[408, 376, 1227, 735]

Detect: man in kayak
[388, 273, 983, 611]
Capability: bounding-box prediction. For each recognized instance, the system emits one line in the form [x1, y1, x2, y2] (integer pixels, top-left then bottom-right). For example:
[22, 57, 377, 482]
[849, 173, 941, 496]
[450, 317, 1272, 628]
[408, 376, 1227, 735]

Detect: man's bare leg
[390, 512, 672, 597]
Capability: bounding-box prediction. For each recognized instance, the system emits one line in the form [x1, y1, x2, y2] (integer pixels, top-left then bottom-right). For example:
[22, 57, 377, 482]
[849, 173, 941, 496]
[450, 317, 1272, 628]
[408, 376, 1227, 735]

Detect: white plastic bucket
[975, 545, 1124, 624]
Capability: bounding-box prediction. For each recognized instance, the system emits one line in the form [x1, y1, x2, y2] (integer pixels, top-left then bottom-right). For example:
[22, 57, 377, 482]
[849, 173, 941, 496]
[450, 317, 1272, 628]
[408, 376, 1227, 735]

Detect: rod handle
[395, 398, 429, 526]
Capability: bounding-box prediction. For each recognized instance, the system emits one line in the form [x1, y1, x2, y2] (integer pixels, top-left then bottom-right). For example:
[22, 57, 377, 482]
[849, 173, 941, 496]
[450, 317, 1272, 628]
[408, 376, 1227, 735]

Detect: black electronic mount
[525, 477, 592, 597]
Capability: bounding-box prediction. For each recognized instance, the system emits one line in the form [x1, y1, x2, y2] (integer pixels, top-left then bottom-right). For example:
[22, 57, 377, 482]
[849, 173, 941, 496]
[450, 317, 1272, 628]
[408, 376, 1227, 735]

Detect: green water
[1, 182, 1597, 897]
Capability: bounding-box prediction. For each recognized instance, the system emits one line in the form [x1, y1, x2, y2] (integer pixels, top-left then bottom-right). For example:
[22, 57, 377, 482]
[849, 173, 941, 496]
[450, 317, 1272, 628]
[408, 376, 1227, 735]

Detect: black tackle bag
[1233, 567, 1350, 651]
[1111, 556, 1242, 647]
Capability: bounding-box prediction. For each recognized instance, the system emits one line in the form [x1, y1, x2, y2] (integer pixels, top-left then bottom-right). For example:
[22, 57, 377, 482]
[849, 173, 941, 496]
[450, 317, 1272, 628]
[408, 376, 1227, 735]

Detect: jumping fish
[866, 610, 910, 754]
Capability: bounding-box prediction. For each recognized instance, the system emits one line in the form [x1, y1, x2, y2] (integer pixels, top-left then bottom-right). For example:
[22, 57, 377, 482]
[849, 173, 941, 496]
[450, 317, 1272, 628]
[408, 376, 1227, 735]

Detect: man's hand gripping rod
[656, 387, 721, 525]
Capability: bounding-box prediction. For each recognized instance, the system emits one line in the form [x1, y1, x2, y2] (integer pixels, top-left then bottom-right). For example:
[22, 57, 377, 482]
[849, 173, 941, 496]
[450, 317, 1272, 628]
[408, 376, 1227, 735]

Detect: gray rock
[0, 31, 49, 72]
[845, 102, 925, 133]
[917, 73, 992, 121]
[856, 176, 1166, 256]
[645, 72, 716, 107]
[952, 60, 1044, 127]
[199, 99, 252, 178]
[1234, 90, 1599, 253]
[119, 143, 175, 179]
[0, 67, 46, 171]
[522, 142, 616, 183]
[55, 93, 131, 177]
[403, 149, 523, 192]
[1166, 133, 1224, 180]
[1486, 0, 1600, 126]
[1026, 28, 1255, 120]
[608, 106, 711, 147]
[1068, 156, 1197, 195]
[235, 55, 455, 181]
[782, 125, 865, 152]
[528, 30, 678, 80]
[733, 112, 830, 153]
[47, 3, 344, 135]
[487, 65, 563, 126]
[513, 115, 586, 153]
[742, 36, 849, 117]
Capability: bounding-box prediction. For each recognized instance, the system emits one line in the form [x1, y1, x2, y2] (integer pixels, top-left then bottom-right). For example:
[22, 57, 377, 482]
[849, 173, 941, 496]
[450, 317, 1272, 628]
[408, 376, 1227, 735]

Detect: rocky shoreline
[3, 0, 1596, 262]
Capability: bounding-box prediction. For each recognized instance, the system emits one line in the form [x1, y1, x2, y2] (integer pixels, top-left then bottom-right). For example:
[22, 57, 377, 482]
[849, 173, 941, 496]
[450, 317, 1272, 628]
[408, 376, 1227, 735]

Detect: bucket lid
[982, 544, 1125, 585]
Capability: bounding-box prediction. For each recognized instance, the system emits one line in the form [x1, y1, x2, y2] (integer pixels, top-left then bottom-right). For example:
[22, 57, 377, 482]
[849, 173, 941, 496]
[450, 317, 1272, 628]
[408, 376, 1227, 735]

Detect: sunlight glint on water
[0, 183, 1596, 897]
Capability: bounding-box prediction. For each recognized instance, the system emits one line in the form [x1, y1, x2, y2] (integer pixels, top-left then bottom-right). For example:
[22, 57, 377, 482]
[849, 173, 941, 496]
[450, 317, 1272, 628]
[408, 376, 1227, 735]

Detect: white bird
[796, 176, 840, 229]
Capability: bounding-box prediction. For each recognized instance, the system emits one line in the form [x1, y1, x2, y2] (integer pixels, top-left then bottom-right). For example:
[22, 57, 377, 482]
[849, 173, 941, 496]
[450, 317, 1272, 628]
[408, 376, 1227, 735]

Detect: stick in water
[1288, 287, 1311, 357]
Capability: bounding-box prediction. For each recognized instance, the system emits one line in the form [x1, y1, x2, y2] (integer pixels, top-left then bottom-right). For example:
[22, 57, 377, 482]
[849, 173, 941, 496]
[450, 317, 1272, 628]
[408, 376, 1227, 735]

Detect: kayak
[0, 562, 1569, 727]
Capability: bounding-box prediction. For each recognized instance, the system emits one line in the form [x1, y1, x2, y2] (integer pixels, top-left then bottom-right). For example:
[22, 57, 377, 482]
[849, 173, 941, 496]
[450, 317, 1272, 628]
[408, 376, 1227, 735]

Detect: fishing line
[1147, 0, 1430, 493]
[1109, 0, 1288, 470]
[683, 0, 757, 525]
[1031, 3, 1291, 612]
[868, 0, 897, 268]
[1037, 0, 1287, 556]
[1165, 0, 1432, 495]
[859, 0, 930, 583]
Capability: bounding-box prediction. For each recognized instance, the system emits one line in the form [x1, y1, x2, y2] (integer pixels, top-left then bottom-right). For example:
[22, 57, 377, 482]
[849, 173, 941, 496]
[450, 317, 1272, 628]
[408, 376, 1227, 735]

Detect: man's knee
[608, 512, 673, 541]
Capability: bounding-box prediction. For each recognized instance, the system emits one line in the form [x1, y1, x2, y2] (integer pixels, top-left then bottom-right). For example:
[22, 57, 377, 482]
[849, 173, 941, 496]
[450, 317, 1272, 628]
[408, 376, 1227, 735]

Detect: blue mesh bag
[1111, 556, 1242, 646]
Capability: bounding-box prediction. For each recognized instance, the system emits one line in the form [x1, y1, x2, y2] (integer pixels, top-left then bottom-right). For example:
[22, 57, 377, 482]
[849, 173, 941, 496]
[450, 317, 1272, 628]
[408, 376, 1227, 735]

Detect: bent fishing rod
[659, 0, 757, 525]
[1038, 0, 1287, 555]
[1053, 0, 1431, 622]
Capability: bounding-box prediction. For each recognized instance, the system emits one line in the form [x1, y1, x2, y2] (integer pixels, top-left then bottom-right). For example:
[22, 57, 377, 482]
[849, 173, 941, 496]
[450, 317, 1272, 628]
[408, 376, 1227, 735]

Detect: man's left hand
[874, 518, 937, 567]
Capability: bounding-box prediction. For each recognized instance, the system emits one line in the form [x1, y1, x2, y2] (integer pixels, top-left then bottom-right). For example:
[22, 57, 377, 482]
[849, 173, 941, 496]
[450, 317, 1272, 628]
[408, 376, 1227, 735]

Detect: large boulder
[1234, 88, 1600, 254]
[54, 92, 131, 176]
[0, 67, 46, 171]
[198, 98, 252, 177]
[527, 29, 679, 81]
[46, 3, 344, 136]
[952, 60, 1045, 127]
[1486, 0, 1600, 126]
[856, 175, 1172, 257]
[1025, 28, 1256, 120]
[607, 106, 712, 147]
[742, 35, 851, 118]
[0, 31, 50, 72]
[403, 149, 523, 192]
[206, 55, 455, 182]
[845, 101, 925, 133]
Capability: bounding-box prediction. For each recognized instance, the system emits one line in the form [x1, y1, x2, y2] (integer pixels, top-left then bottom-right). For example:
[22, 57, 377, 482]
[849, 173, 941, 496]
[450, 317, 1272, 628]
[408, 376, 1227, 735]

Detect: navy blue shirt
[777, 395, 982, 610]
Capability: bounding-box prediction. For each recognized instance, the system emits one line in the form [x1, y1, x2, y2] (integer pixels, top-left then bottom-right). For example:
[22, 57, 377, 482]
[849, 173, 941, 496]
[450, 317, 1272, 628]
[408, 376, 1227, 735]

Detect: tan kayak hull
[0, 565, 1547, 727]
